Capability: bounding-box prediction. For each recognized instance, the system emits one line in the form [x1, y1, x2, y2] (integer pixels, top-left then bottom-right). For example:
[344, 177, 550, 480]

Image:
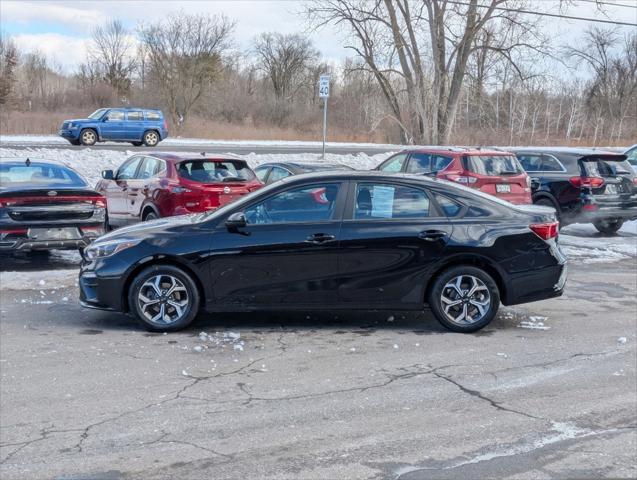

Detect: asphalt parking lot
[1, 237, 636, 480]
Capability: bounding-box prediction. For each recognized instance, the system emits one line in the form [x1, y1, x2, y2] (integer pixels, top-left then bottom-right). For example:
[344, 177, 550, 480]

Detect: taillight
[633, 177, 637, 186]
[529, 222, 559, 240]
[569, 176, 604, 188]
[91, 196, 106, 208]
[0, 228, 27, 236]
[163, 119, 168, 130]
[582, 203, 599, 211]
[449, 175, 477, 184]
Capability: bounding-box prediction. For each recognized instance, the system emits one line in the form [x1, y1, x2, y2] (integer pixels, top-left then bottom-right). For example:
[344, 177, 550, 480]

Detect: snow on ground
[560, 221, 637, 264]
[0, 146, 391, 185]
[0, 269, 78, 291]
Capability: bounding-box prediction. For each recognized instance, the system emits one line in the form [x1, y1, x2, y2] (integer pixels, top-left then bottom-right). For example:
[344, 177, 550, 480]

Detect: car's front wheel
[428, 266, 500, 333]
[128, 265, 200, 331]
[593, 218, 623, 235]
[80, 129, 97, 146]
[131, 141, 143, 147]
[142, 130, 160, 147]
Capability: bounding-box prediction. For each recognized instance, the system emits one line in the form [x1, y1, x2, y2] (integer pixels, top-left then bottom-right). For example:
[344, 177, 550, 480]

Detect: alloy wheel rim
[440, 275, 491, 325]
[82, 131, 95, 143]
[146, 132, 158, 145]
[138, 274, 189, 325]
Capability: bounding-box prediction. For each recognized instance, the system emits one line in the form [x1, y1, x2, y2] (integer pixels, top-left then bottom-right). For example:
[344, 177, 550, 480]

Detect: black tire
[534, 197, 562, 225]
[142, 130, 160, 147]
[128, 265, 200, 332]
[593, 218, 623, 236]
[143, 210, 158, 221]
[79, 129, 97, 146]
[428, 265, 500, 333]
[131, 141, 143, 147]
[68, 139, 81, 146]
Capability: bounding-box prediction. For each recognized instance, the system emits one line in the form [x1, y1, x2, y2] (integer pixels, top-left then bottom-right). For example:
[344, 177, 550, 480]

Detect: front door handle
[418, 230, 447, 241]
[305, 233, 336, 244]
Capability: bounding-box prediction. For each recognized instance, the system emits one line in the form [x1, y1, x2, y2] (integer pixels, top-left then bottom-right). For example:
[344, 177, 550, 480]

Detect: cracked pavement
[1, 257, 636, 479]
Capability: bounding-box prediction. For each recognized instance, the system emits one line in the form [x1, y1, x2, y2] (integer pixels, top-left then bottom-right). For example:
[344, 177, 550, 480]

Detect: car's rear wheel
[142, 130, 159, 147]
[593, 218, 623, 235]
[534, 197, 561, 225]
[428, 266, 500, 333]
[128, 265, 200, 332]
[80, 129, 97, 146]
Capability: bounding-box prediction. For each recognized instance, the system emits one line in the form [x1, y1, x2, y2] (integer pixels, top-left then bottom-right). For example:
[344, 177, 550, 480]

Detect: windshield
[177, 160, 256, 183]
[88, 108, 108, 119]
[0, 162, 88, 189]
[465, 155, 523, 176]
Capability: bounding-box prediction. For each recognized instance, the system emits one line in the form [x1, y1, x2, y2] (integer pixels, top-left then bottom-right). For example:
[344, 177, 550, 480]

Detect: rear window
[580, 156, 633, 177]
[0, 163, 88, 189]
[145, 111, 161, 120]
[465, 155, 523, 176]
[177, 160, 255, 183]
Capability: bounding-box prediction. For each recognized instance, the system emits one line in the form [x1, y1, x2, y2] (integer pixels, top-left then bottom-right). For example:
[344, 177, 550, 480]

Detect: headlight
[84, 238, 141, 261]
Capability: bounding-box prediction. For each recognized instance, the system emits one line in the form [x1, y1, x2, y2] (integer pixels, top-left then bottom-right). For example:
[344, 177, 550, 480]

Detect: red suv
[376, 148, 532, 204]
[96, 153, 263, 227]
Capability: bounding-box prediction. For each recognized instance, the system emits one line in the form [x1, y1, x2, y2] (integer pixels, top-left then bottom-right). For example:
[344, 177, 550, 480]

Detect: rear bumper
[504, 262, 567, 306]
[0, 225, 104, 251]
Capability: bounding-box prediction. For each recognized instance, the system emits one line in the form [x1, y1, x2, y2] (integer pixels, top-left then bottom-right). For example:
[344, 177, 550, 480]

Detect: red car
[97, 153, 263, 227]
[376, 148, 532, 204]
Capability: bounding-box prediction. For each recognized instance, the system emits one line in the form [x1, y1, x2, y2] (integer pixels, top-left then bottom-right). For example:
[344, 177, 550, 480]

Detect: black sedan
[254, 161, 353, 185]
[513, 148, 637, 234]
[0, 158, 106, 252]
[79, 171, 566, 333]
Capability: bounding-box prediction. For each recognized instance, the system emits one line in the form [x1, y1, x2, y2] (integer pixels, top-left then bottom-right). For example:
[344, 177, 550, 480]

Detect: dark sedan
[1, 158, 106, 252]
[513, 148, 637, 234]
[254, 161, 353, 185]
[79, 171, 566, 333]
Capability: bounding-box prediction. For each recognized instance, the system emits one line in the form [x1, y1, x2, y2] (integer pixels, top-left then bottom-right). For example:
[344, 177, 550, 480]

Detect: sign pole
[318, 74, 330, 160]
[322, 96, 327, 160]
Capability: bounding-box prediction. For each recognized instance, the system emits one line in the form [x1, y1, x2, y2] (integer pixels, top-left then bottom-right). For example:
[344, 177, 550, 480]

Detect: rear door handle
[305, 233, 336, 244]
[418, 230, 447, 241]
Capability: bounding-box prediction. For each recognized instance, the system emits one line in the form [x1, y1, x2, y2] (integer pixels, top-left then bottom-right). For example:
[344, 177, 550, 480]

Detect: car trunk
[179, 180, 255, 210]
[0, 189, 105, 223]
[463, 155, 531, 204]
[577, 155, 637, 211]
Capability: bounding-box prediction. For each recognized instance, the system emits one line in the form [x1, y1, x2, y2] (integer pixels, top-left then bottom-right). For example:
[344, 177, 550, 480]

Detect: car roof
[256, 162, 352, 171]
[0, 157, 69, 167]
[398, 147, 513, 156]
[509, 146, 623, 157]
[276, 170, 438, 184]
[144, 153, 245, 164]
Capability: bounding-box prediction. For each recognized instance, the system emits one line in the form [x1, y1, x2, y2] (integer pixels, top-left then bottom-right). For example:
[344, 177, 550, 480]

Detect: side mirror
[102, 169, 114, 180]
[225, 212, 247, 230]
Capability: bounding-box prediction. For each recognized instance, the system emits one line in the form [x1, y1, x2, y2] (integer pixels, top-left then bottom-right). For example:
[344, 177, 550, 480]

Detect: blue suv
[59, 108, 169, 147]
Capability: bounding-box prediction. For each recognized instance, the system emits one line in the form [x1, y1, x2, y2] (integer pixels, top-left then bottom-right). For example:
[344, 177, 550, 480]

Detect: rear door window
[354, 183, 430, 220]
[465, 155, 523, 176]
[378, 153, 407, 173]
[268, 166, 290, 184]
[177, 160, 255, 182]
[434, 194, 463, 217]
[517, 154, 543, 172]
[127, 111, 144, 121]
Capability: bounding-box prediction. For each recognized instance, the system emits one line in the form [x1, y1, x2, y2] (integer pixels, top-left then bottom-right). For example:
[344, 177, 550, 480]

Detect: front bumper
[58, 128, 80, 139]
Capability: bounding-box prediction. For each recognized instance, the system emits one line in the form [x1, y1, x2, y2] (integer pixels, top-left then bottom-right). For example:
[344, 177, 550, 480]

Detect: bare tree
[308, 0, 545, 145]
[253, 33, 319, 101]
[89, 19, 137, 97]
[139, 12, 234, 126]
[0, 34, 18, 105]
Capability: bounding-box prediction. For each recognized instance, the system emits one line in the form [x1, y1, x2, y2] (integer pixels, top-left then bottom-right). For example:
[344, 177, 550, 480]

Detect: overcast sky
[1, 0, 635, 75]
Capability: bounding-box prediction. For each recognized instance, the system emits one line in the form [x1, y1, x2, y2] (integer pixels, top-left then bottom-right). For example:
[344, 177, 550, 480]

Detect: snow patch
[1, 269, 78, 290]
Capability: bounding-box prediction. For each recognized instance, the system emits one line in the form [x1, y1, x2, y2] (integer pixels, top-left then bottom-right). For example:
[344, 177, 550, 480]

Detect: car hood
[64, 118, 93, 123]
[94, 215, 200, 243]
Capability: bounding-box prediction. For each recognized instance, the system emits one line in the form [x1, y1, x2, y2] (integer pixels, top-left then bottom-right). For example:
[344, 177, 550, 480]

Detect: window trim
[377, 152, 409, 173]
[343, 180, 444, 222]
[222, 180, 347, 228]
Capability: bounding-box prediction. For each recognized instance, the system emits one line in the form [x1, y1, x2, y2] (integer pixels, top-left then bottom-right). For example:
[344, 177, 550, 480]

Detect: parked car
[624, 144, 637, 172]
[96, 153, 263, 228]
[513, 148, 637, 234]
[80, 171, 566, 333]
[375, 148, 531, 204]
[0, 158, 106, 252]
[59, 108, 168, 147]
[255, 161, 354, 185]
